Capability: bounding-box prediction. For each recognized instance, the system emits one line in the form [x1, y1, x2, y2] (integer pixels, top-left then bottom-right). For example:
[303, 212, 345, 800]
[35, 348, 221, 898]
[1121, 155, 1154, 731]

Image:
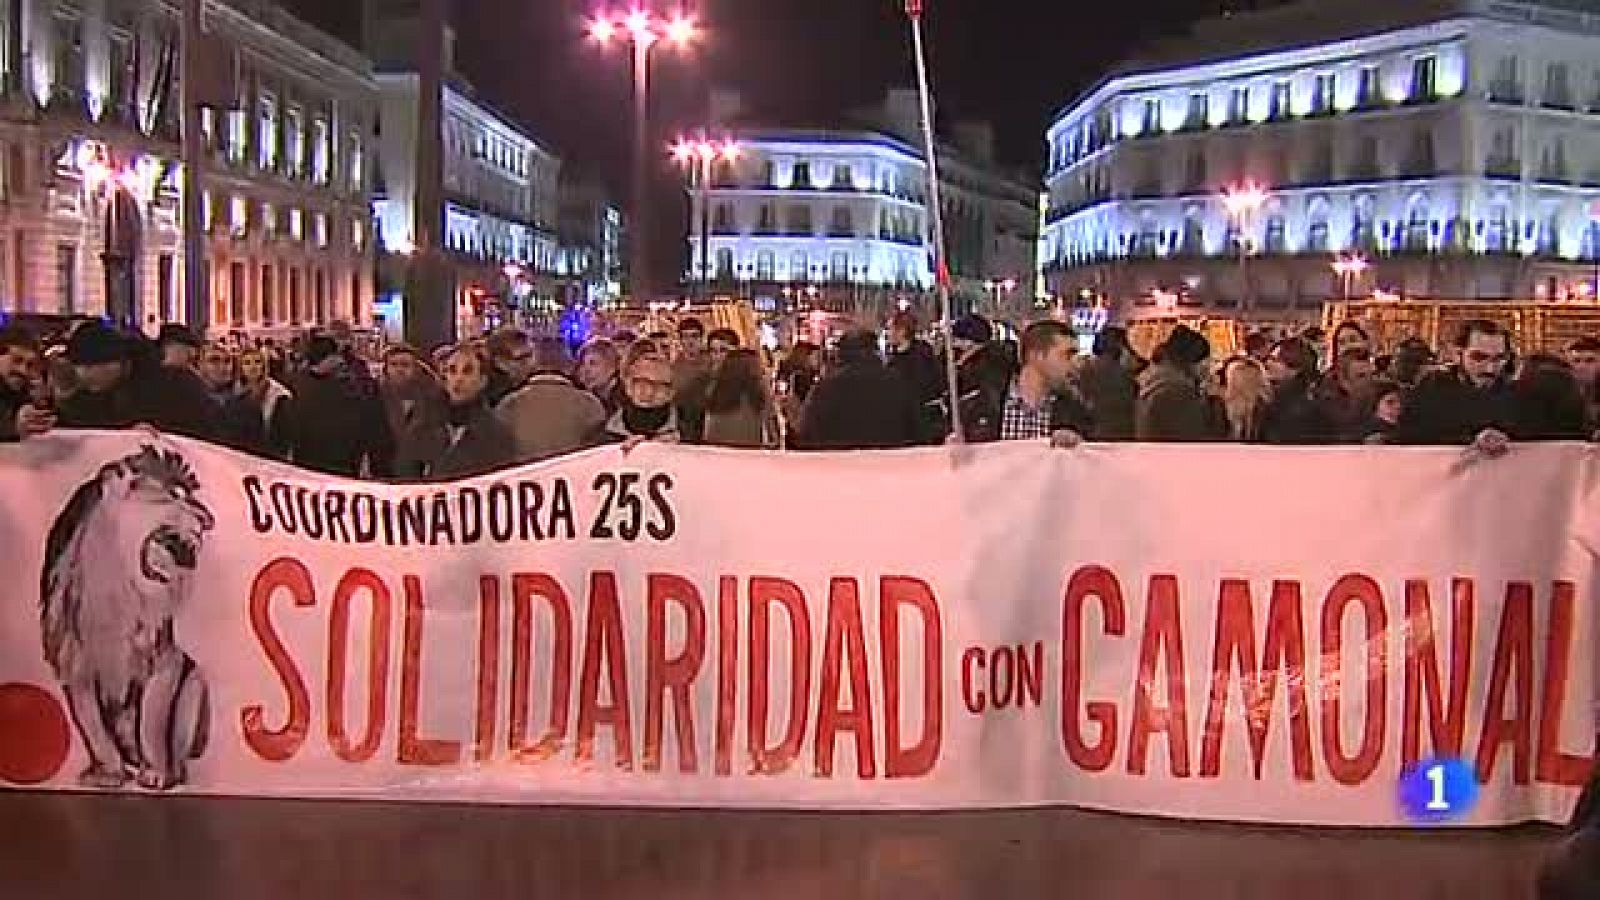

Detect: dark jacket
[1393, 367, 1516, 446]
[795, 362, 921, 451]
[1077, 354, 1139, 441]
[208, 388, 270, 455]
[1135, 363, 1213, 442]
[57, 363, 219, 441]
[385, 380, 451, 478]
[1511, 369, 1590, 441]
[960, 381, 1095, 444]
[423, 404, 518, 480]
[1312, 378, 1370, 443]
[1261, 377, 1334, 445]
[888, 339, 945, 442]
[288, 369, 396, 478]
[0, 381, 28, 442]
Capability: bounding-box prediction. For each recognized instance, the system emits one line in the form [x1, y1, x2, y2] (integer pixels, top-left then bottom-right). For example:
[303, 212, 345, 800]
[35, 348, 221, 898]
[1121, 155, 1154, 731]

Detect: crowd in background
[0, 306, 1593, 479]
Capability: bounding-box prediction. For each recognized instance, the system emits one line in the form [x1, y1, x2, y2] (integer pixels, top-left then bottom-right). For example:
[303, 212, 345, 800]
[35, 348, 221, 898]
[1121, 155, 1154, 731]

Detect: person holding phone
[0, 326, 53, 442]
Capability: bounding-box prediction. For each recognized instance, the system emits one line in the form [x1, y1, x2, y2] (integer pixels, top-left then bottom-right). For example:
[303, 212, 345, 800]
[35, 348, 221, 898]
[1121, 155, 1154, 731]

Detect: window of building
[1539, 213, 1560, 255]
[1308, 141, 1334, 183]
[289, 208, 304, 241]
[1268, 81, 1290, 121]
[202, 190, 215, 232]
[1263, 215, 1287, 254]
[1142, 97, 1161, 134]
[1490, 57, 1522, 104]
[755, 250, 775, 281]
[1312, 73, 1336, 116]
[831, 165, 854, 189]
[314, 270, 328, 323]
[352, 218, 365, 250]
[1405, 203, 1430, 252]
[1545, 63, 1574, 109]
[829, 206, 853, 236]
[1583, 222, 1600, 261]
[757, 203, 776, 233]
[1351, 200, 1377, 250]
[1351, 136, 1380, 179]
[791, 161, 812, 188]
[289, 268, 303, 323]
[1405, 130, 1436, 177]
[1487, 126, 1519, 176]
[286, 108, 305, 176]
[55, 244, 76, 313]
[349, 133, 364, 192]
[1355, 66, 1381, 110]
[227, 195, 247, 238]
[1185, 92, 1209, 130]
[790, 251, 808, 281]
[786, 204, 813, 235]
[1184, 149, 1207, 192]
[258, 96, 278, 170]
[157, 254, 175, 322]
[713, 203, 733, 232]
[830, 251, 849, 281]
[1589, 71, 1600, 112]
[1306, 214, 1330, 253]
[1485, 207, 1510, 253]
[715, 247, 733, 279]
[229, 261, 246, 325]
[1409, 57, 1438, 104]
[1180, 213, 1204, 255]
[261, 264, 275, 324]
[314, 212, 329, 247]
[226, 108, 247, 165]
[1227, 86, 1249, 125]
[312, 118, 330, 184]
[1542, 139, 1570, 182]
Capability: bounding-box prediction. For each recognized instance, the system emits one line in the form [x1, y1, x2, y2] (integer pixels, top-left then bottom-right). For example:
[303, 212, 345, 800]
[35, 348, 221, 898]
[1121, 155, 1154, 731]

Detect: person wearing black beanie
[56, 322, 218, 439]
[1135, 324, 1216, 442]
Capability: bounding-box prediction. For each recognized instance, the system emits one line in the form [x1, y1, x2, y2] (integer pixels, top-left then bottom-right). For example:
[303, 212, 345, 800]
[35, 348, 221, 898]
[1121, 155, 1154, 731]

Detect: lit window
[287, 108, 305, 176]
[1410, 57, 1439, 104]
[349, 134, 363, 192]
[258, 97, 278, 170]
[226, 109, 247, 164]
[352, 218, 364, 249]
[1228, 86, 1248, 124]
[1312, 73, 1335, 115]
[201, 191, 214, 231]
[262, 202, 276, 238]
[230, 195, 248, 237]
[200, 107, 216, 146]
[312, 118, 330, 184]
[289, 208, 304, 241]
[314, 213, 329, 247]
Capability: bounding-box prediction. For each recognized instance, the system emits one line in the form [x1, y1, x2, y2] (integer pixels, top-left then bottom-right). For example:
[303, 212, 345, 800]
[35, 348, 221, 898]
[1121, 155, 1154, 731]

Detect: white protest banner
[0, 432, 1593, 827]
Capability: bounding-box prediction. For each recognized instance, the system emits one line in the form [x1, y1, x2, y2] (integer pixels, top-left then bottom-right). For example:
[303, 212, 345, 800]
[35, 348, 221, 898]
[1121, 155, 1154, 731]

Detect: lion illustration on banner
[38, 445, 216, 790]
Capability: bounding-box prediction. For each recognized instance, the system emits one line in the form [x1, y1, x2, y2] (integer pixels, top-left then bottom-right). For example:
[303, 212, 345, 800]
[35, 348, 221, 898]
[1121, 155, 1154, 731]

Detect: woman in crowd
[382, 343, 450, 479]
[1330, 320, 1371, 362]
[576, 337, 625, 414]
[605, 341, 682, 446]
[703, 347, 778, 448]
[1261, 337, 1332, 444]
[420, 344, 517, 479]
[1213, 355, 1270, 442]
[1356, 378, 1405, 444]
[778, 341, 821, 405]
[238, 347, 294, 459]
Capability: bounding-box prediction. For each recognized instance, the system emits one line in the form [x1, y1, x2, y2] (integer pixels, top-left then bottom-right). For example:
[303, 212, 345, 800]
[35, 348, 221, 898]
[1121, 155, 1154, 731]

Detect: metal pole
[409, 0, 449, 347]
[906, 5, 963, 442]
[180, 0, 207, 331]
[698, 157, 711, 303]
[630, 38, 650, 305]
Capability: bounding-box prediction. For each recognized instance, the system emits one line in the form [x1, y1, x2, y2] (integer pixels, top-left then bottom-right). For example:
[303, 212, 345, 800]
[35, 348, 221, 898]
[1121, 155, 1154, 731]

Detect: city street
[0, 792, 1559, 899]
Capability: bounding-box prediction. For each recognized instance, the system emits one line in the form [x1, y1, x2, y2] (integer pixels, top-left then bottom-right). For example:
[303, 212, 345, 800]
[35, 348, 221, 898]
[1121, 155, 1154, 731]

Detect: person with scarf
[196, 343, 269, 454]
[420, 344, 516, 480]
[604, 347, 681, 448]
[238, 347, 294, 459]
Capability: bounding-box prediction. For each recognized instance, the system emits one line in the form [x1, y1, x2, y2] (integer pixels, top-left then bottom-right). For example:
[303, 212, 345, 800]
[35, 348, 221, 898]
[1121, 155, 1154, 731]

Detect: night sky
[287, 0, 1274, 273]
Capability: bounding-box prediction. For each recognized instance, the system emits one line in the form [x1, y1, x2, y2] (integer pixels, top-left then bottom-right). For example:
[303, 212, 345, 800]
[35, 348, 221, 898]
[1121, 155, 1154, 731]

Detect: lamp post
[983, 277, 1018, 320]
[588, 9, 698, 307]
[671, 135, 740, 304]
[1222, 182, 1267, 311]
[1330, 253, 1370, 302]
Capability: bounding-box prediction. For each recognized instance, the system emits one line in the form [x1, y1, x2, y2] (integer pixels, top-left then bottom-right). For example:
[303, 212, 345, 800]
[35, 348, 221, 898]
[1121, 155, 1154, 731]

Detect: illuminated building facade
[371, 70, 562, 336]
[1041, 0, 1600, 325]
[0, 0, 376, 336]
[696, 90, 1037, 321]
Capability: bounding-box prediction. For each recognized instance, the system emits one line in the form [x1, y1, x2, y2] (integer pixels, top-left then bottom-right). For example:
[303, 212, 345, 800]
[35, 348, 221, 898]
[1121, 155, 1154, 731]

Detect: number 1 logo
[1399, 757, 1479, 824]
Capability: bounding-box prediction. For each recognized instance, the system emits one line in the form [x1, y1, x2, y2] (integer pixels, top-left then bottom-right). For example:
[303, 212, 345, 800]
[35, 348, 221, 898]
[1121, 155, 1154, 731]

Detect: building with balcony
[0, 0, 376, 336]
[367, 8, 561, 337]
[695, 90, 1038, 323]
[1040, 0, 1600, 327]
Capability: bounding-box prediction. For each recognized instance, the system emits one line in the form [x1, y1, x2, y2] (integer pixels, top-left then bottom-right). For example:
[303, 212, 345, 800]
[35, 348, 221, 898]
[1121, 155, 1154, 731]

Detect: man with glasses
[1314, 345, 1378, 442]
[0, 327, 51, 442]
[1394, 319, 1515, 454]
[486, 328, 537, 406]
[671, 318, 712, 443]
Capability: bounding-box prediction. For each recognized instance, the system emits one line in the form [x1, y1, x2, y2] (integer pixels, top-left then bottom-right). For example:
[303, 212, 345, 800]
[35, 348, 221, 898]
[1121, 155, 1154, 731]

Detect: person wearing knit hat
[1135, 324, 1216, 442]
[57, 323, 218, 438]
[158, 323, 203, 369]
[950, 314, 994, 349]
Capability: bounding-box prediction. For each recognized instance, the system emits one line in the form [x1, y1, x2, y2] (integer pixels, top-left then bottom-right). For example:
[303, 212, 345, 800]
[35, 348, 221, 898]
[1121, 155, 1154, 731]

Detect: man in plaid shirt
[959, 319, 1091, 446]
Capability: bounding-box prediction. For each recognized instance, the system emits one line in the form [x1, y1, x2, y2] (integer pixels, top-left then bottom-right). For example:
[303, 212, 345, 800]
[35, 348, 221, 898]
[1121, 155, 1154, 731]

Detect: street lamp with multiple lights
[1330, 253, 1370, 301]
[587, 8, 698, 305]
[671, 135, 740, 302]
[1221, 182, 1268, 310]
[983, 277, 1018, 319]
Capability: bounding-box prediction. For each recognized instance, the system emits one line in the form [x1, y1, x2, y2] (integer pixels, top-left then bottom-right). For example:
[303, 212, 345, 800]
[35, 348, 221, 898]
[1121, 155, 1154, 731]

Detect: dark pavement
[0, 792, 1557, 899]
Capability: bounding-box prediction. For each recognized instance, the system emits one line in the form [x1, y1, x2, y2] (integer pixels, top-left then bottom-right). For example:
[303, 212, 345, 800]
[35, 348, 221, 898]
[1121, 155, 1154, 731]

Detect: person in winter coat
[286, 335, 395, 478]
[238, 347, 293, 458]
[1135, 325, 1214, 442]
[1214, 355, 1270, 442]
[1076, 326, 1141, 441]
[1261, 337, 1334, 445]
[885, 311, 945, 443]
[795, 330, 921, 451]
[420, 344, 517, 479]
[703, 347, 779, 448]
[959, 319, 1091, 444]
[382, 344, 450, 478]
[485, 328, 537, 407]
[497, 336, 607, 463]
[1394, 319, 1516, 454]
[56, 323, 219, 440]
[0, 326, 51, 442]
[604, 349, 683, 446]
[576, 337, 626, 415]
[1537, 766, 1600, 900]
[1510, 353, 1589, 441]
[196, 343, 269, 454]
[1355, 378, 1405, 444]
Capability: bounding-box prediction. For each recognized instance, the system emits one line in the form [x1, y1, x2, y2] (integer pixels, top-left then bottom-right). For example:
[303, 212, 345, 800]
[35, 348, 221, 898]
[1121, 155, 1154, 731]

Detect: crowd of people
[0, 307, 1594, 478]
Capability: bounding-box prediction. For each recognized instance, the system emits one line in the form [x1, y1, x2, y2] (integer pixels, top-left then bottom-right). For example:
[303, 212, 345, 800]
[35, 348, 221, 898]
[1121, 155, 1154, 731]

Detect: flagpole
[903, 0, 963, 442]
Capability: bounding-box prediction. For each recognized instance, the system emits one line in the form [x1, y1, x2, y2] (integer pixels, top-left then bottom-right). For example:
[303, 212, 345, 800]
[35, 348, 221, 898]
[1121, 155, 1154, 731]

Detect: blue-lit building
[694, 90, 1038, 322]
[1041, 0, 1600, 325]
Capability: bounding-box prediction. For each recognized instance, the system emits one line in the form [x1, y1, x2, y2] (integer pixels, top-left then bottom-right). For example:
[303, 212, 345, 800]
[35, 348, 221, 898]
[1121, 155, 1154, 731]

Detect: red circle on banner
[0, 682, 71, 785]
